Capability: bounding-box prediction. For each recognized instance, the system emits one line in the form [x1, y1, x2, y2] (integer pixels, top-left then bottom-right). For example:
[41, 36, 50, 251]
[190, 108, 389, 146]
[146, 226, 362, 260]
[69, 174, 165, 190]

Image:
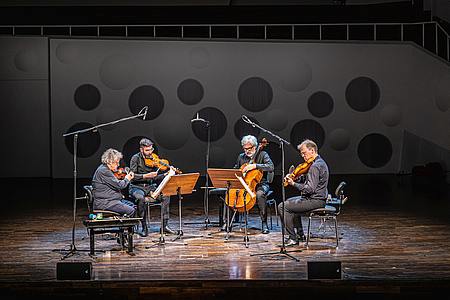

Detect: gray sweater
[92, 164, 130, 210]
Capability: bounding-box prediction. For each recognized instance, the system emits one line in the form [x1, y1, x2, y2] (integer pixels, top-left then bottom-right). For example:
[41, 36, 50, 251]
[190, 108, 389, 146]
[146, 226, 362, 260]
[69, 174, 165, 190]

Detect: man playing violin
[234, 135, 274, 234]
[278, 139, 329, 246]
[92, 148, 136, 216]
[129, 138, 175, 237]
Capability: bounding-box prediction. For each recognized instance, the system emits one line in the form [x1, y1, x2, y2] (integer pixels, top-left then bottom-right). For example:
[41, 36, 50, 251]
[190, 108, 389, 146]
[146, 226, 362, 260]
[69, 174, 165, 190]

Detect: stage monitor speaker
[56, 261, 92, 280]
[307, 261, 341, 279]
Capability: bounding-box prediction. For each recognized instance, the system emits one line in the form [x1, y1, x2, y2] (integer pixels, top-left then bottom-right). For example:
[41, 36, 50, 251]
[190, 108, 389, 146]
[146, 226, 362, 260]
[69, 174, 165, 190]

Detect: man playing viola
[92, 148, 136, 216]
[278, 139, 329, 246]
[234, 135, 274, 234]
[129, 138, 175, 237]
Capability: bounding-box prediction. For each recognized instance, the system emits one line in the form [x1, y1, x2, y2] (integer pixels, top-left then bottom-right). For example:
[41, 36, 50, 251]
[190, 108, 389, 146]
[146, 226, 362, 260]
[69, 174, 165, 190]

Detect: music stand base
[250, 247, 302, 261]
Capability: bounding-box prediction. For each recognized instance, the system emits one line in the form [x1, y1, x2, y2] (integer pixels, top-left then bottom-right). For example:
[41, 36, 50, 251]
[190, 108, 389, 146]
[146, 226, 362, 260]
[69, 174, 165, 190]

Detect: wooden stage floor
[1, 177, 450, 299]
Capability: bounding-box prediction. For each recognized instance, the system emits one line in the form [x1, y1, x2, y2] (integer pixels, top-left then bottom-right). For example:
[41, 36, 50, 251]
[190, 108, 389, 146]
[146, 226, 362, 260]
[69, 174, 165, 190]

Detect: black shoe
[138, 222, 148, 237]
[137, 228, 148, 237]
[297, 234, 306, 242]
[161, 225, 177, 235]
[261, 221, 269, 234]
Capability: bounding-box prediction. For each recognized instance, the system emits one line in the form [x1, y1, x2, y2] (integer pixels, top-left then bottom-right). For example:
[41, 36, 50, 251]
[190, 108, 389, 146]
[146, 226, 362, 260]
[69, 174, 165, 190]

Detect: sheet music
[150, 168, 176, 199]
[235, 174, 256, 199]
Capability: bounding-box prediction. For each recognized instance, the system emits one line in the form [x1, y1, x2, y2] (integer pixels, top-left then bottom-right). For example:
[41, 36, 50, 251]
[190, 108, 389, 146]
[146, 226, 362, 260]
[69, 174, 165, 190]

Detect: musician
[129, 138, 175, 237]
[278, 139, 329, 246]
[92, 148, 136, 216]
[234, 135, 274, 234]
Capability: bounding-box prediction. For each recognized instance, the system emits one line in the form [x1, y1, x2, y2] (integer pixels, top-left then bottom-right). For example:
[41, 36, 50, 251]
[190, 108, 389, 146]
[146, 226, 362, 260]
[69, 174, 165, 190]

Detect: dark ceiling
[0, 1, 427, 25]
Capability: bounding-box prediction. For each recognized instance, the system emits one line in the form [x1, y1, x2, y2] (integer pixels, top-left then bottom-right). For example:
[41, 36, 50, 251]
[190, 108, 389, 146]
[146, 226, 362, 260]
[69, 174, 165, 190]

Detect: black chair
[265, 190, 278, 229]
[82, 185, 141, 255]
[144, 196, 164, 233]
[306, 181, 348, 249]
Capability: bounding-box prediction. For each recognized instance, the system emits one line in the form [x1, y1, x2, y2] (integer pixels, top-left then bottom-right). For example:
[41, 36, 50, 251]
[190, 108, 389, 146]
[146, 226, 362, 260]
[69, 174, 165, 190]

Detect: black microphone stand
[53, 107, 148, 260]
[243, 116, 301, 261]
[185, 117, 219, 229]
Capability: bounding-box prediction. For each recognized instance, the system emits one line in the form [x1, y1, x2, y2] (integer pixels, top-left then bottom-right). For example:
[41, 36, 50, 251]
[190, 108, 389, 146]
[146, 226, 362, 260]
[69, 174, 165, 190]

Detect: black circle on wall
[191, 107, 227, 142]
[234, 116, 260, 140]
[238, 77, 273, 112]
[74, 84, 101, 111]
[122, 136, 159, 165]
[358, 133, 392, 168]
[346, 77, 380, 112]
[290, 119, 325, 149]
[177, 79, 204, 105]
[64, 122, 101, 158]
[308, 91, 334, 118]
[128, 85, 164, 120]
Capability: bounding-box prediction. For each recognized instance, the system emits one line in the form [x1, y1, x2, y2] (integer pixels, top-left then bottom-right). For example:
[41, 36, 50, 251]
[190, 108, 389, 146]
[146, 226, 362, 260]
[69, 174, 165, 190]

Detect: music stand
[146, 172, 200, 247]
[207, 168, 266, 248]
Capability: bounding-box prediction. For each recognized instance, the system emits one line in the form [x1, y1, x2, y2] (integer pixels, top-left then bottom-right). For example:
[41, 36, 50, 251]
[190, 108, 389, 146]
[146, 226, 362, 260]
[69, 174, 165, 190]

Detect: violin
[283, 156, 315, 186]
[226, 138, 268, 213]
[113, 167, 130, 180]
[144, 153, 182, 174]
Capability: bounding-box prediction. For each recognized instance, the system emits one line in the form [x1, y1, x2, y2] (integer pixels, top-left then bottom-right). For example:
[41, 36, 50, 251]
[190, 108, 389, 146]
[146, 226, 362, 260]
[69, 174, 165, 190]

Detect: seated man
[278, 139, 329, 246]
[92, 148, 135, 216]
[233, 135, 274, 234]
[129, 138, 175, 237]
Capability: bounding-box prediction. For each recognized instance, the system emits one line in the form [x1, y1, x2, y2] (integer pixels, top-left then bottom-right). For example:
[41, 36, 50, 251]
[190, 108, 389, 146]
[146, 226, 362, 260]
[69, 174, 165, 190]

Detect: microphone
[143, 106, 148, 120]
[242, 115, 255, 127]
[191, 113, 210, 125]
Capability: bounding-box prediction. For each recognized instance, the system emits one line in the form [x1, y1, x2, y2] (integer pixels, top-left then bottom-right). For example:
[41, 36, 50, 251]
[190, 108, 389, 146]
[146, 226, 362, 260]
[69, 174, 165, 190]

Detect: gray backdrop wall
[1, 36, 449, 178]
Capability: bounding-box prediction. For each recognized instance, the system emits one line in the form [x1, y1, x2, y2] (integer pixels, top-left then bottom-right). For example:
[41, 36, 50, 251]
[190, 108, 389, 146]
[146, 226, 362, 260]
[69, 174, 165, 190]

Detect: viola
[113, 167, 130, 180]
[283, 156, 315, 186]
[144, 153, 182, 174]
[226, 138, 268, 213]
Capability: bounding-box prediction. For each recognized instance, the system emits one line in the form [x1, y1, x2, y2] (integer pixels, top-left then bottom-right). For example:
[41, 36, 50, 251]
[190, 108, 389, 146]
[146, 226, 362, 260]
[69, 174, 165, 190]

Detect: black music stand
[146, 172, 200, 247]
[207, 168, 266, 248]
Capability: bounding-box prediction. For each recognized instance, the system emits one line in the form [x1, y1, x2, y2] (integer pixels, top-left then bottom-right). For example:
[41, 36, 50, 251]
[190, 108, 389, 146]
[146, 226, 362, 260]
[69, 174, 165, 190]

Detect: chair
[306, 181, 348, 249]
[144, 196, 164, 233]
[265, 190, 278, 229]
[82, 185, 141, 255]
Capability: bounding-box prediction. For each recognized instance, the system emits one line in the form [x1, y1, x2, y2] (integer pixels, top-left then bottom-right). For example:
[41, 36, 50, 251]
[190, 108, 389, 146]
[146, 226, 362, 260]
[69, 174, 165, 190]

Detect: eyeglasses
[243, 146, 255, 151]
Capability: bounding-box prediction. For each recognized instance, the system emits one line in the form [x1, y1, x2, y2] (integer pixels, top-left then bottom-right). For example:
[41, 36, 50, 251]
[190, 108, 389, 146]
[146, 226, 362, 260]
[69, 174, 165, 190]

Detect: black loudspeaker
[56, 262, 92, 280]
[307, 261, 341, 279]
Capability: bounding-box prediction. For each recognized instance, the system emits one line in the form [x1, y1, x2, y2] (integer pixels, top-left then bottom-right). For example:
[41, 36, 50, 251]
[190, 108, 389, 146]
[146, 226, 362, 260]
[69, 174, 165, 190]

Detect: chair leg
[306, 215, 312, 248]
[334, 217, 339, 248]
[268, 204, 273, 230]
[274, 203, 279, 226]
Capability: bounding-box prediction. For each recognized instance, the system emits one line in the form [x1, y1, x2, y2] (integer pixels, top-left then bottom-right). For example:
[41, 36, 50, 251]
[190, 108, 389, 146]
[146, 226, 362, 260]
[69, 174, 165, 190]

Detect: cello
[225, 138, 268, 213]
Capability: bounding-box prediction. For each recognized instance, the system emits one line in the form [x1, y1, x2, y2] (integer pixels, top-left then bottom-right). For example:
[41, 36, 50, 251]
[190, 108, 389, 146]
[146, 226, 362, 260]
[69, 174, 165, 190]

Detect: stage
[1, 175, 450, 299]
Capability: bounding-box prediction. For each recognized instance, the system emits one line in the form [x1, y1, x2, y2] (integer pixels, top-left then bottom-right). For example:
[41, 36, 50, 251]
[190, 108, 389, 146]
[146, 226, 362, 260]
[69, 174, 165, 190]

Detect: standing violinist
[233, 135, 274, 234]
[278, 139, 329, 246]
[129, 138, 175, 237]
[92, 148, 136, 216]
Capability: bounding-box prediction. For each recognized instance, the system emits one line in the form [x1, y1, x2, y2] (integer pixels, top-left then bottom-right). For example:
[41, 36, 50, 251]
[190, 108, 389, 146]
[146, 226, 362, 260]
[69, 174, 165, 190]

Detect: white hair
[101, 148, 123, 165]
[241, 135, 258, 147]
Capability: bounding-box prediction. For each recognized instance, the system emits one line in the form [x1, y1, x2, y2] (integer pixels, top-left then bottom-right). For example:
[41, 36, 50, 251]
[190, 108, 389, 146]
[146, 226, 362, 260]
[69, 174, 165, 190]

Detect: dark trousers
[129, 187, 170, 222]
[278, 196, 325, 241]
[104, 199, 136, 217]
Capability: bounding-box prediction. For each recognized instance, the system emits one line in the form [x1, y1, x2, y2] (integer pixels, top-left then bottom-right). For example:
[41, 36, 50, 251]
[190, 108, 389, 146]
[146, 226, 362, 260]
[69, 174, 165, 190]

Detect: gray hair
[139, 138, 153, 148]
[297, 139, 318, 153]
[241, 135, 258, 147]
[101, 148, 123, 165]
